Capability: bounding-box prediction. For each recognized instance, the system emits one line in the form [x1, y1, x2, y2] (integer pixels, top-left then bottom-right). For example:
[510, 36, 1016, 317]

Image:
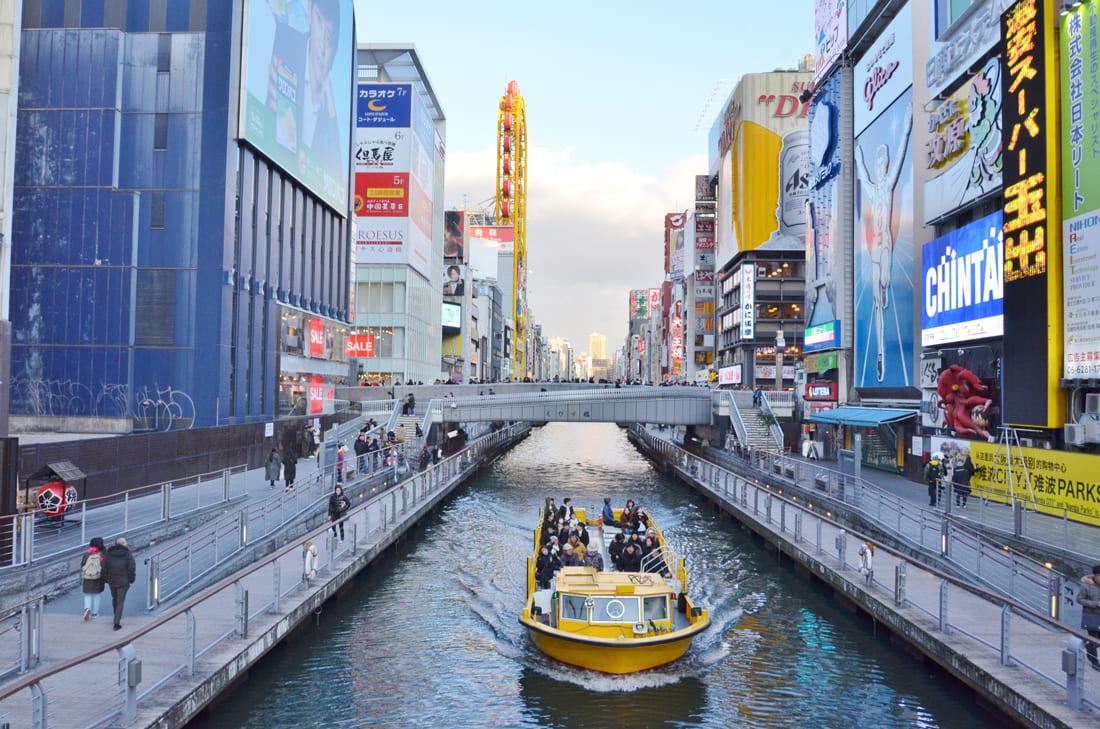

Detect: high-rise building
[589, 332, 606, 361]
[351, 46, 445, 386]
[10, 2, 357, 430]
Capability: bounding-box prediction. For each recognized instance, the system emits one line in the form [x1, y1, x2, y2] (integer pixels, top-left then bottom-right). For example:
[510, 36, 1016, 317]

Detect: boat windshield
[560, 594, 643, 623]
[643, 595, 668, 621]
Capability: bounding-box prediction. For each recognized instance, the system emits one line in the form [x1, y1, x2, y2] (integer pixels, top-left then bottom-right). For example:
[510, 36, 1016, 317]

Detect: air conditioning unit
[1065, 423, 1087, 446]
[1086, 393, 1100, 416]
[1086, 418, 1100, 442]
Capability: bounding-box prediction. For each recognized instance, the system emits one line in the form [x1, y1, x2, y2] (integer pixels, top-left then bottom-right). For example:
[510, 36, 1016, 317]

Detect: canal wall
[0, 426, 530, 729]
[630, 430, 1097, 729]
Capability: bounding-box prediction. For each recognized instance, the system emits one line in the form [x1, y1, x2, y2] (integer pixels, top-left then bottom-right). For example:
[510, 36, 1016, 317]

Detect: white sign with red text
[854, 2, 912, 135]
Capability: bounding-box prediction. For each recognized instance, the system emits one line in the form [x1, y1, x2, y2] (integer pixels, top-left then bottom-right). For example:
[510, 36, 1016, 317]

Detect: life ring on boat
[303, 541, 318, 578]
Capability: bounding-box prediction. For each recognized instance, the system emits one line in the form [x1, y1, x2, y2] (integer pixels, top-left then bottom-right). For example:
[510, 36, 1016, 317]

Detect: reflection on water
[188, 423, 998, 729]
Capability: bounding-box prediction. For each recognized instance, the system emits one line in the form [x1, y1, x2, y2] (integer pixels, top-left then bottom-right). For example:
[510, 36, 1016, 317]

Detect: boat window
[561, 594, 588, 621]
[643, 595, 668, 621]
[591, 596, 640, 623]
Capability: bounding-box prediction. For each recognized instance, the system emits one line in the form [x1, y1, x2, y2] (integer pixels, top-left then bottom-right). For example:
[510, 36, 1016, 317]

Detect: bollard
[161, 482, 171, 521]
[835, 530, 847, 570]
[235, 582, 248, 638]
[117, 644, 140, 725]
[816, 517, 824, 555]
[1013, 500, 1023, 538]
[184, 609, 196, 676]
[765, 494, 772, 524]
[794, 512, 802, 543]
[894, 562, 907, 607]
[940, 520, 950, 557]
[1064, 636, 1086, 711]
[272, 562, 281, 614]
[351, 522, 358, 555]
[939, 580, 950, 634]
[1000, 604, 1013, 666]
[238, 511, 248, 548]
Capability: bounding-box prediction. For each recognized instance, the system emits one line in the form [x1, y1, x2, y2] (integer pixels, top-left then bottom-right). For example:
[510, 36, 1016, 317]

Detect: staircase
[739, 407, 781, 451]
[394, 415, 424, 457]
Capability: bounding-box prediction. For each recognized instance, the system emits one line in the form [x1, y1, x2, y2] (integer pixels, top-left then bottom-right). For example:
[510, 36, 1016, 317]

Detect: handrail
[758, 392, 785, 451]
[0, 423, 528, 702]
[630, 425, 1096, 646]
[717, 390, 750, 451]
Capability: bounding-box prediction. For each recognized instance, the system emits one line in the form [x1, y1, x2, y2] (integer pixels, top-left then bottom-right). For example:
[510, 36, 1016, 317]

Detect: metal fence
[4, 465, 247, 569]
[631, 426, 1099, 715]
[633, 426, 1063, 620]
[0, 424, 528, 729]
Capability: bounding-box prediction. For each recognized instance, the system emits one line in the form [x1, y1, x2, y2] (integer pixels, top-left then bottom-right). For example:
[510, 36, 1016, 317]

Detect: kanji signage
[999, 0, 1064, 427]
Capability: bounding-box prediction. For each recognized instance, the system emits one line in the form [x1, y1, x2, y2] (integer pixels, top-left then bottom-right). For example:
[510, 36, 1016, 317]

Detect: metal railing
[634, 426, 1063, 620]
[4, 465, 247, 569]
[757, 392, 786, 450]
[716, 389, 751, 451]
[760, 389, 796, 409]
[0, 424, 529, 729]
[631, 426, 1099, 715]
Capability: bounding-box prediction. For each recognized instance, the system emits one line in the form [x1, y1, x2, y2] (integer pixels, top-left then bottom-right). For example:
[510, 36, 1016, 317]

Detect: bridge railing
[758, 392, 786, 451]
[629, 426, 1099, 715]
[0, 425, 529, 729]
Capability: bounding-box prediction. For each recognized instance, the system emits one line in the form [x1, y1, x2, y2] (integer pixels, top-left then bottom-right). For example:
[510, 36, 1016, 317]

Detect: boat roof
[553, 566, 671, 596]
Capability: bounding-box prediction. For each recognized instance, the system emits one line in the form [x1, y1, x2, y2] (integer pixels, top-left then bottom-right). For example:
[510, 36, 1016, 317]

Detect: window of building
[151, 191, 166, 229]
[154, 113, 169, 150]
[157, 34, 172, 73]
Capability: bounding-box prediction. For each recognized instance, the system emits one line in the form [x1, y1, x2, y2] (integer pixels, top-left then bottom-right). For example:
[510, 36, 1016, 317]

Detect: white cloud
[444, 145, 706, 356]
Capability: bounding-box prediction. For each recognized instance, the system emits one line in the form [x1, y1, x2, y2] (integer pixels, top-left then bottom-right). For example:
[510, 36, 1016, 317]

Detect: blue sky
[354, 0, 814, 355]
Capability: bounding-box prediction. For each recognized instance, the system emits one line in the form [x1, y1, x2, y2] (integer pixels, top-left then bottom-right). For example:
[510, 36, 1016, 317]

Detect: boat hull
[522, 620, 704, 674]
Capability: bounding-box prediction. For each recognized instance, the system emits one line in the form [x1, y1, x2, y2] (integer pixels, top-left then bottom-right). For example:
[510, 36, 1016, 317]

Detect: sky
[354, 0, 814, 357]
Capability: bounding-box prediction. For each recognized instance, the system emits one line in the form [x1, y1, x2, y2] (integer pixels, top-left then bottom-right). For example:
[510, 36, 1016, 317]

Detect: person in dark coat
[354, 434, 369, 473]
[283, 447, 297, 489]
[264, 449, 282, 489]
[80, 536, 107, 621]
[618, 543, 642, 572]
[328, 484, 350, 542]
[608, 533, 625, 568]
[418, 445, 431, 472]
[952, 455, 975, 508]
[102, 537, 136, 630]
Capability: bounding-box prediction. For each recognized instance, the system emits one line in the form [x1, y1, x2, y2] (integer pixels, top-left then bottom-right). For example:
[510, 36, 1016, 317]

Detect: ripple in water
[188, 423, 1003, 729]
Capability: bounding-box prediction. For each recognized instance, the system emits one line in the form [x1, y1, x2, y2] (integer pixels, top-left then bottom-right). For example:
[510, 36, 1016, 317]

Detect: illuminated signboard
[804, 320, 841, 353]
[695, 218, 715, 249]
[647, 288, 661, 318]
[921, 211, 1004, 346]
[308, 375, 324, 414]
[741, 264, 756, 341]
[442, 303, 461, 328]
[344, 334, 375, 358]
[805, 382, 838, 400]
[638, 339, 647, 355]
[999, 0, 1063, 427]
[671, 316, 684, 361]
[1062, 1, 1100, 379]
[718, 365, 742, 385]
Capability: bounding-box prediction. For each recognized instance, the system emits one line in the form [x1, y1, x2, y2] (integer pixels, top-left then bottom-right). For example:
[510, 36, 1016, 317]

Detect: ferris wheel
[495, 80, 527, 379]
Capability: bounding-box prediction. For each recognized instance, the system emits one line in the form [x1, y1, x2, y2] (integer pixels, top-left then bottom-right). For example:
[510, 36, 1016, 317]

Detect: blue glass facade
[10, 0, 352, 428]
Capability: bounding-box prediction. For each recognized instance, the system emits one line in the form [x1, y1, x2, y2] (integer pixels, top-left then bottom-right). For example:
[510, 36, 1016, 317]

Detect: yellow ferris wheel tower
[495, 80, 527, 380]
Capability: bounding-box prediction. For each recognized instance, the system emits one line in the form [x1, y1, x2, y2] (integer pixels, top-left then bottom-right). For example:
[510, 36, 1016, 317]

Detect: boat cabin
[531, 566, 683, 638]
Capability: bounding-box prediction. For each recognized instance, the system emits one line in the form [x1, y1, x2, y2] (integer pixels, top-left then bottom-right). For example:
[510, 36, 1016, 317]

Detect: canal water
[189, 423, 998, 729]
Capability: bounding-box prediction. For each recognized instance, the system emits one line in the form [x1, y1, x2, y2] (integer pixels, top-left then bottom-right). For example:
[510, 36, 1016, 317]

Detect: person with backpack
[80, 536, 107, 621]
[102, 537, 136, 630]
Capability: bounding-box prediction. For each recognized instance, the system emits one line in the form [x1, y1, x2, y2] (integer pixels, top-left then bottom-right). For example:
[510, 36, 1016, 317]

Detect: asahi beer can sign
[779, 129, 810, 233]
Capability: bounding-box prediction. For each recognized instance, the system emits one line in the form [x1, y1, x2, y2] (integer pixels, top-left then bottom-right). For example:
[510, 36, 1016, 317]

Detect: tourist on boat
[561, 543, 582, 567]
[618, 543, 642, 572]
[620, 507, 634, 535]
[557, 497, 577, 524]
[541, 524, 558, 548]
[547, 535, 560, 555]
[636, 508, 650, 529]
[535, 545, 559, 588]
[567, 534, 586, 560]
[576, 522, 590, 547]
[601, 498, 617, 527]
[608, 534, 625, 567]
[645, 527, 658, 544]
[582, 547, 604, 571]
[640, 536, 657, 558]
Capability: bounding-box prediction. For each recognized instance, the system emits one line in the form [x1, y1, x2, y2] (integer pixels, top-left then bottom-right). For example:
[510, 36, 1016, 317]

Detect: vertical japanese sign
[629, 290, 648, 319]
[741, 264, 756, 341]
[1062, 1, 1100, 379]
[356, 84, 414, 269]
[647, 288, 661, 319]
[1000, 0, 1063, 427]
[671, 316, 684, 363]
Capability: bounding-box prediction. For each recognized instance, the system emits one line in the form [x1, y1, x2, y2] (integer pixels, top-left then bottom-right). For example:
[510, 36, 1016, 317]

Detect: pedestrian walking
[328, 483, 350, 542]
[924, 453, 945, 506]
[952, 455, 974, 508]
[354, 434, 369, 474]
[336, 442, 347, 480]
[264, 448, 282, 489]
[102, 537, 136, 630]
[80, 536, 107, 621]
[1079, 564, 1100, 671]
[283, 447, 297, 489]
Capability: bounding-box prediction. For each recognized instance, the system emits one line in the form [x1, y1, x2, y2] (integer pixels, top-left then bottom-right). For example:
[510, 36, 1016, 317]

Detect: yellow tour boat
[519, 507, 709, 674]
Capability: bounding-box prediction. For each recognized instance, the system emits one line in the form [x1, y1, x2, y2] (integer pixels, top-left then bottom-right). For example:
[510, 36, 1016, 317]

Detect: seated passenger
[576, 522, 590, 547]
[642, 539, 669, 576]
[547, 535, 560, 555]
[618, 543, 642, 572]
[541, 524, 558, 548]
[636, 508, 650, 529]
[560, 543, 582, 567]
[620, 508, 634, 535]
[645, 527, 658, 544]
[567, 534, 586, 560]
[608, 533, 625, 567]
[558, 497, 577, 524]
[601, 497, 617, 527]
[535, 546, 559, 588]
[582, 548, 604, 571]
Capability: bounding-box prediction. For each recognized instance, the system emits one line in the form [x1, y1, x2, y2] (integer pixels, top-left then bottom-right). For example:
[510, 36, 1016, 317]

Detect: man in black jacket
[328, 484, 351, 542]
[102, 537, 136, 630]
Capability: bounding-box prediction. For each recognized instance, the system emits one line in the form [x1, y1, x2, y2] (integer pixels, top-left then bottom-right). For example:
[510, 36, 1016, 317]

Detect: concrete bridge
[337, 383, 784, 452]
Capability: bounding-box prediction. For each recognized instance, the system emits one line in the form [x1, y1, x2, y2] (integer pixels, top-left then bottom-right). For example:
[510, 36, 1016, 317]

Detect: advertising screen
[854, 87, 915, 390]
[666, 213, 686, 279]
[815, 0, 847, 83]
[445, 210, 465, 261]
[1062, 1, 1100, 379]
[469, 225, 514, 276]
[1000, 0, 1063, 427]
[923, 58, 1004, 223]
[442, 302, 461, 329]
[804, 320, 841, 353]
[806, 71, 844, 334]
[919, 344, 1001, 439]
[241, 0, 353, 211]
[921, 211, 1004, 346]
[443, 264, 466, 303]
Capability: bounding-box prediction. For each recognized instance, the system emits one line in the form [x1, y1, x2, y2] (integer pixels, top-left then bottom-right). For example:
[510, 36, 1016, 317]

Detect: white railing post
[1065, 636, 1086, 711]
[117, 644, 141, 725]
